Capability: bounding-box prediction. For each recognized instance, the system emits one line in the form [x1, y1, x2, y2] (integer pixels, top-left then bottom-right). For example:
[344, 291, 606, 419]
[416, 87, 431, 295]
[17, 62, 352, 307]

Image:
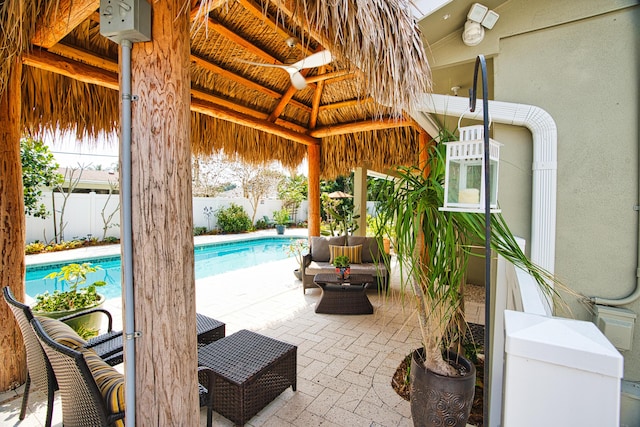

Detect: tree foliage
[229, 159, 283, 224]
[21, 137, 62, 218]
[277, 174, 307, 221]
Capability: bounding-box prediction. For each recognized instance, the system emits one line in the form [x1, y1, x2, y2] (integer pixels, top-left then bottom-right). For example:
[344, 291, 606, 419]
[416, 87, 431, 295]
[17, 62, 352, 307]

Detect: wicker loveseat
[301, 235, 389, 294]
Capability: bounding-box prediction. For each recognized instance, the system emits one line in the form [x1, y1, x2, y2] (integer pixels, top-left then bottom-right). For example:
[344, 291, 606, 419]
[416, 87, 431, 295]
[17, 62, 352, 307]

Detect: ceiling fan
[239, 49, 333, 90]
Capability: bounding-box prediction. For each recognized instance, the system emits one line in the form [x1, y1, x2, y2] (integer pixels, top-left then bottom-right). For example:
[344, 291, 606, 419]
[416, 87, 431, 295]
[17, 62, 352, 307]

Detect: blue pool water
[26, 237, 300, 300]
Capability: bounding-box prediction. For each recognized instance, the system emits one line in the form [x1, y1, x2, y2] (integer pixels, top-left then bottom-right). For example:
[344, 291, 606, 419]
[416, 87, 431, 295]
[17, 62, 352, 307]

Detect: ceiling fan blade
[291, 50, 333, 70]
[289, 71, 308, 90]
[236, 59, 296, 72]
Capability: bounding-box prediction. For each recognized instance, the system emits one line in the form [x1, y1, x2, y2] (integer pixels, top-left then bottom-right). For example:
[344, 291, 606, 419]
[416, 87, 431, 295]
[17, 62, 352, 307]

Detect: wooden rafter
[305, 70, 354, 84]
[237, 0, 315, 57]
[319, 97, 374, 112]
[205, 15, 278, 63]
[191, 54, 311, 112]
[267, 67, 316, 121]
[22, 50, 313, 144]
[308, 118, 411, 138]
[32, 0, 99, 48]
[309, 67, 326, 129]
[191, 90, 308, 133]
[23, 50, 119, 90]
[48, 43, 119, 73]
[192, 98, 319, 146]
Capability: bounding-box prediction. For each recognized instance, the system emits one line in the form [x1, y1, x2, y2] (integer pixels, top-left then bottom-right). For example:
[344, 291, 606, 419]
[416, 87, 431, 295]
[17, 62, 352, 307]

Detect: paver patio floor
[1, 230, 482, 426]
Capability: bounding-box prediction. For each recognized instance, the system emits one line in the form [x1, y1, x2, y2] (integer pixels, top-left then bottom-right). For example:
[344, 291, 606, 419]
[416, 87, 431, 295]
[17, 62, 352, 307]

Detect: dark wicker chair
[31, 316, 125, 426]
[31, 316, 216, 427]
[2, 286, 121, 426]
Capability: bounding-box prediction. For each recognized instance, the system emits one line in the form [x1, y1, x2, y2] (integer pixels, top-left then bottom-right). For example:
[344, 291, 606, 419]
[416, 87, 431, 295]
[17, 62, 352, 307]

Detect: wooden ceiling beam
[267, 68, 313, 122]
[308, 118, 411, 138]
[192, 98, 319, 146]
[32, 0, 99, 48]
[48, 43, 119, 73]
[205, 16, 278, 63]
[191, 90, 307, 133]
[319, 97, 374, 112]
[267, 0, 332, 49]
[237, 0, 315, 56]
[32, 45, 313, 115]
[23, 50, 313, 142]
[191, 54, 311, 112]
[305, 70, 354, 84]
[22, 50, 119, 90]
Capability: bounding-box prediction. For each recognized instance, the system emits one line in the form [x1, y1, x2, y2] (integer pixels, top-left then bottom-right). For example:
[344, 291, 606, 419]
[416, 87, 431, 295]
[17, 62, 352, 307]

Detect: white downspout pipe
[411, 93, 558, 274]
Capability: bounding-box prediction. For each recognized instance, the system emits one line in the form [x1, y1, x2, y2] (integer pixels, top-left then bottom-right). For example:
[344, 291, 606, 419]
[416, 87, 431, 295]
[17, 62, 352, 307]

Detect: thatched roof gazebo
[0, 0, 432, 424]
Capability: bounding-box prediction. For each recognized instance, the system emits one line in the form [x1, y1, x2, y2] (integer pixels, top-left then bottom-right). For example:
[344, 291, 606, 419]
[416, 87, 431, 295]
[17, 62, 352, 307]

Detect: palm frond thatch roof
[1, 0, 431, 178]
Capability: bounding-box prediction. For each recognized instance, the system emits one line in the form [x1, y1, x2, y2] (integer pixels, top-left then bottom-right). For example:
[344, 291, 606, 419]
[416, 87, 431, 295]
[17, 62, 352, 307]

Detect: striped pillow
[329, 244, 362, 264]
[82, 348, 125, 425]
[36, 316, 88, 349]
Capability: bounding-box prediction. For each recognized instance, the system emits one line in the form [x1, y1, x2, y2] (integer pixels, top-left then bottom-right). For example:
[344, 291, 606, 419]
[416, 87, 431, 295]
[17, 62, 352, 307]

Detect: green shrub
[216, 204, 252, 233]
[255, 218, 268, 230]
[25, 241, 46, 254]
[193, 226, 208, 236]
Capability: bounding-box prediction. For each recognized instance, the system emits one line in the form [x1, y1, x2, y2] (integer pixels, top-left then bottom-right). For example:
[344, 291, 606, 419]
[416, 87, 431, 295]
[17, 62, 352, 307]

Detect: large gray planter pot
[275, 225, 286, 235]
[33, 294, 106, 337]
[410, 348, 476, 427]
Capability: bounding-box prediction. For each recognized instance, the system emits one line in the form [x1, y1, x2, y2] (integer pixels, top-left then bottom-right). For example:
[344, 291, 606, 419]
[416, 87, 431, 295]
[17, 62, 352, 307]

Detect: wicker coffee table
[88, 313, 225, 365]
[197, 329, 297, 425]
[313, 273, 375, 315]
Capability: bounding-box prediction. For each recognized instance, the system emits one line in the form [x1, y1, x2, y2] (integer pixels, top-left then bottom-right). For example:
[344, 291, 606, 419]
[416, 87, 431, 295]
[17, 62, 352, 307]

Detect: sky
[45, 132, 119, 169]
[45, 132, 308, 176]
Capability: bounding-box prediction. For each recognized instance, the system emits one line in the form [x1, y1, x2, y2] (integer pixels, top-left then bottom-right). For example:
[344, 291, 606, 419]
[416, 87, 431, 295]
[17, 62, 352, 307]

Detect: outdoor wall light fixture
[462, 2, 500, 46]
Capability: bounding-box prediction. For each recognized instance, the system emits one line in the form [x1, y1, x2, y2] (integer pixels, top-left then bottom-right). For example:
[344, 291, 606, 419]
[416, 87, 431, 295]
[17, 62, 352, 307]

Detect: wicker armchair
[31, 316, 216, 427]
[2, 286, 121, 426]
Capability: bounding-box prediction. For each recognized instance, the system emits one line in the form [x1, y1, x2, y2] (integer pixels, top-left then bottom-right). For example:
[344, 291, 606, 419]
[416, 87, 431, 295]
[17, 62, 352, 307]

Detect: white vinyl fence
[25, 192, 308, 243]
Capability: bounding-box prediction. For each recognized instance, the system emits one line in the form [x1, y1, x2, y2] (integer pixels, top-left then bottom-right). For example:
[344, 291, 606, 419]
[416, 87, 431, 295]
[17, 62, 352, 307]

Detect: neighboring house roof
[56, 167, 118, 192]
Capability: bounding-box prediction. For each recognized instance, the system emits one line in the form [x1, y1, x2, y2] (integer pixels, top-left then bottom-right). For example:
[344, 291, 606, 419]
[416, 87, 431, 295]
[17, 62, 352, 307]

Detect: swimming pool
[26, 237, 301, 300]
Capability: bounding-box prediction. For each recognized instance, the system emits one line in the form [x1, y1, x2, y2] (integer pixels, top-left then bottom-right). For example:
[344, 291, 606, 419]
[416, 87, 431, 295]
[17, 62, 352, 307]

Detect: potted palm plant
[273, 208, 290, 235]
[376, 143, 558, 426]
[32, 262, 107, 338]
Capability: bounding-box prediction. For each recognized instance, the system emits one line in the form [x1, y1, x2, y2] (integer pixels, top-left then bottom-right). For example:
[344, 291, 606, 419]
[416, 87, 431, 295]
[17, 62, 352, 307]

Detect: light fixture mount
[462, 3, 500, 46]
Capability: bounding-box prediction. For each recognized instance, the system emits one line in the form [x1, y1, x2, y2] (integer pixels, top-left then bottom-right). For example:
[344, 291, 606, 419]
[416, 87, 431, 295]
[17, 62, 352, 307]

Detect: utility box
[100, 0, 151, 44]
[593, 305, 636, 351]
[503, 310, 623, 427]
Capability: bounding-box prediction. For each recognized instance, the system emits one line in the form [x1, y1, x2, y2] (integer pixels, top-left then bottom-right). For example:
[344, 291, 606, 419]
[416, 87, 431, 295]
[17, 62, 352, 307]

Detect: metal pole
[120, 39, 136, 427]
[469, 54, 491, 426]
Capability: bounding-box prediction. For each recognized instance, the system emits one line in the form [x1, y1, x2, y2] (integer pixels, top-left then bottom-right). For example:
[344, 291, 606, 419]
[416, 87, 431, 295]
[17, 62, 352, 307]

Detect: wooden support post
[352, 167, 367, 237]
[129, 2, 198, 424]
[0, 57, 26, 391]
[308, 144, 321, 236]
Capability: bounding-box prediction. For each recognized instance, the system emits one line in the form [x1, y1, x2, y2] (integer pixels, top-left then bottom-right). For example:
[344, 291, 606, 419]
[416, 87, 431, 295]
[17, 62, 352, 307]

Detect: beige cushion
[36, 316, 88, 349]
[329, 245, 362, 264]
[310, 236, 346, 262]
[347, 236, 381, 263]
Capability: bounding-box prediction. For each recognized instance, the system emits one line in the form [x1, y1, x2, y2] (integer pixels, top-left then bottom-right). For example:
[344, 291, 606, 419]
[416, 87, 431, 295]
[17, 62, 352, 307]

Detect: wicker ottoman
[88, 313, 225, 366]
[197, 329, 297, 425]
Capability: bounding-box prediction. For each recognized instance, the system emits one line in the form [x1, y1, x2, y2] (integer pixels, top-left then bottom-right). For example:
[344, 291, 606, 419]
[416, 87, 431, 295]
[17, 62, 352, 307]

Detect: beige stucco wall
[424, 1, 640, 379]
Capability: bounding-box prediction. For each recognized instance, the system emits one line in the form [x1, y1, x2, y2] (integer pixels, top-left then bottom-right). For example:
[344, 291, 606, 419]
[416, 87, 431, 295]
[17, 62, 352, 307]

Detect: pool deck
[3, 229, 482, 427]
